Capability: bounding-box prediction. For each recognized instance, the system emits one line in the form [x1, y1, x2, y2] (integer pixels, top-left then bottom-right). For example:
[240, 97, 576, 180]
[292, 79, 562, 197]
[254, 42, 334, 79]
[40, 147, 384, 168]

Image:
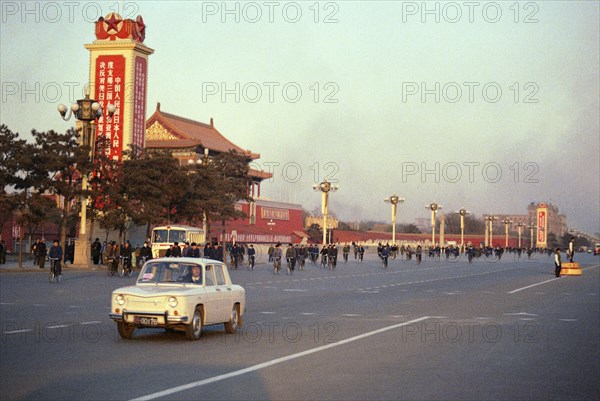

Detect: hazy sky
[1, 1, 599, 234]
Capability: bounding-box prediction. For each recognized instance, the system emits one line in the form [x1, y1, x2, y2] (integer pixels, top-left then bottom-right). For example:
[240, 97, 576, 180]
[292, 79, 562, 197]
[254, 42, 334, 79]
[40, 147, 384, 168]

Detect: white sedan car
[109, 257, 245, 340]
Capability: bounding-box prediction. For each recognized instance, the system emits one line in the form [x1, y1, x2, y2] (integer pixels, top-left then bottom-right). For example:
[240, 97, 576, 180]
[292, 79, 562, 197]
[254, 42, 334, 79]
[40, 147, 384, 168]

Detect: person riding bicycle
[247, 244, 256, 270]
[285, 243, 297, 274]
[379, 244, 390, 268]
[320, 245, 328, 268]
[416, 245, 423, 264]
[121, 241, 133, 274]
[272, 242, 283, 274]
[342, 243, 350, 263]
[357, 244, 365, 262]
[48, 239, 63, 276]
[106, 241, 119, 273]
[138, 241, 153, 265]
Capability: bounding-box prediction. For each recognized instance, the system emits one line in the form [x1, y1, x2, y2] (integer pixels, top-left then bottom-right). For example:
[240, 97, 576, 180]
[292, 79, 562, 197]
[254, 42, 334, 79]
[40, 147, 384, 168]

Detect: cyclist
[285, 243, 296, 275]
[106, 241, 119, 274]
[121, 241, 133, 275]
[297, 245, 306, 270]
[272, 242, 283, 274]
[379, 243, 390, 269]
[357, 244, 365, 262]
[328, 244, 338, 270]
[416, 245, 422, 264]
[138, 241, 153, 266]
[342, 243, 350, 263]
[48, 239, 63, 280]
[320, 245, 328, 268]
[247, 244, 256, 270]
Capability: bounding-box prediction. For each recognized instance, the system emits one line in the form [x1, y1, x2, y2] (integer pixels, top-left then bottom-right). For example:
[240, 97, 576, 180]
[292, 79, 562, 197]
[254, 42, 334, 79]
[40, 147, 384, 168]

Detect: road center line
[130, 316, 431, 401]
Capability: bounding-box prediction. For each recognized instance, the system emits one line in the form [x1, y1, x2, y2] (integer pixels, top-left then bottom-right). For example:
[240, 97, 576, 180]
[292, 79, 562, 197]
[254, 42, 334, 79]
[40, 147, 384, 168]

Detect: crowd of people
[3, 236, 582, 280]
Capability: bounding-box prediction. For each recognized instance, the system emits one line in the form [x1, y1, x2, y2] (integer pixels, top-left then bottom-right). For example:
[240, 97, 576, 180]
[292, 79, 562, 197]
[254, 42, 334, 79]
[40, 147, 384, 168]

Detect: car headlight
[168, 296, 178, 308]
[115, 294, 125, 306]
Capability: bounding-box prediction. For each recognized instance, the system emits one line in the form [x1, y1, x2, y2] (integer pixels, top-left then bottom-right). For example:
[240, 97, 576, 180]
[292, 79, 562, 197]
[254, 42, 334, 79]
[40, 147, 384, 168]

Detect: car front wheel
[185, 307, 203, 341]
[117, 322, 134, 340]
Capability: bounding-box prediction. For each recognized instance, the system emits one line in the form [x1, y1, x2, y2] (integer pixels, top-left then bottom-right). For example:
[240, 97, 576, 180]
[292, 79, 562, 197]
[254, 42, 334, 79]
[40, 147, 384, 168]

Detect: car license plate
[134, 316, 159, 326]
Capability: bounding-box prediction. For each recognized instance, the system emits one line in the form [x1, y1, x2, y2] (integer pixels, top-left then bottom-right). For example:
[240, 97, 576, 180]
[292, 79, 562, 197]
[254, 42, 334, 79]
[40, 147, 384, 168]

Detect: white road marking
[259, 311, 276, 315]
[507, 277, 562, 294]
[4, 329, 32, 334]
[0, 302, 16, 305]
[33, 304, 48, 307]
[504, 312, 538, 316]
[558, 319, 578, 322]
[342, 314, 362, 317]
[283, 289, 307, 292]
[129, 316, 431, 401]
[46, 324, 69, 329]
[80, 321, 101, 325]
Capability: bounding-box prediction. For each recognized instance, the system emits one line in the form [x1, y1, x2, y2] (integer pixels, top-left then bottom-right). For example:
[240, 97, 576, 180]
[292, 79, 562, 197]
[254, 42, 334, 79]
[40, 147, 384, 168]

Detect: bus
[151, 225, 205, 258]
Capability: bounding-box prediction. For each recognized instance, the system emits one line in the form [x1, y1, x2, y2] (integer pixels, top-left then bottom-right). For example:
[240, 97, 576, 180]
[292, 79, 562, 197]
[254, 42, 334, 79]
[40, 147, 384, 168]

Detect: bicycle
[106, 257, 118, 277]
[380, 254, 388, 269]
[248, 255, 255, 270]
[118, 256, 132, 277]
[286, 257, 295, 275]
[138, 255, 149, 268]
[320, 254, 328, 269]
[273, 257, 281, 274]
[49, 257, 61, 282]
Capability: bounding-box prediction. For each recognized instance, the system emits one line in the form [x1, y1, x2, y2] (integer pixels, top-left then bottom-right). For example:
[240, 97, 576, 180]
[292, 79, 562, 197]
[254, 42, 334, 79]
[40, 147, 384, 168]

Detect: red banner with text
[94, 55, 125, 161]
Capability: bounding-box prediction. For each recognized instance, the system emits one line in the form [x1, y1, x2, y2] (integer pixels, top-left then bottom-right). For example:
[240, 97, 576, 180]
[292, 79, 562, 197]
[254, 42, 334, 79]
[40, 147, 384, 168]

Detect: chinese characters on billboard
[94, 55, 125, 161]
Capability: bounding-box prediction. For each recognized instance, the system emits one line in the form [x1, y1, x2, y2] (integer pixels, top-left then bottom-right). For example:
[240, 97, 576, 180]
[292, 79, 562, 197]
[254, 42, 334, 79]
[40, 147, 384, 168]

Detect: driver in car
[182, 265, 202, 284]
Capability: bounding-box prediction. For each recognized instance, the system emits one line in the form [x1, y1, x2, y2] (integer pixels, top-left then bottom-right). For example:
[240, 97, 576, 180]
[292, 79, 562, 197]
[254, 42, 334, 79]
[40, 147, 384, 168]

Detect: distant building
[144, 103, 305, 243]
[483, 202, 567, 238]
[305, 215, 339, 229]
[414, 218, 430, 232]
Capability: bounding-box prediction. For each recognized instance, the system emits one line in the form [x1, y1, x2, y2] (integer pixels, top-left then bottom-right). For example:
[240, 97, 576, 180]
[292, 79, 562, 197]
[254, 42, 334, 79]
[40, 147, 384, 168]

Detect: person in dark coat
[37, 239, 47, 269]
[170, 242, 182, 257]
[48, 240, 63, 275]
[91, 238, 102, 265]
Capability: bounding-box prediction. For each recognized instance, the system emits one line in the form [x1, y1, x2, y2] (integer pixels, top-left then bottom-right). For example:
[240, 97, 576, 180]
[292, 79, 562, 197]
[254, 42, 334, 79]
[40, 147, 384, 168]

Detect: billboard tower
[85, 13, 154, 160]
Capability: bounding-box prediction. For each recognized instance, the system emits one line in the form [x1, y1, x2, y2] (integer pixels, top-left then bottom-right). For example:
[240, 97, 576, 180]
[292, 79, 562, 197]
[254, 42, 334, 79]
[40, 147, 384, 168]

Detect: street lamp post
[385, 195, 405, 246]
[313, 179, 338, 246]
[502, 218, 512, 248]
[528, 223, 535, 248]
[457, 208, 470, 249]
[426, 202, 442, 247]
[57, 86, 111, 267]
[517, 222, 524, 249]
[488, 215, 497, 247]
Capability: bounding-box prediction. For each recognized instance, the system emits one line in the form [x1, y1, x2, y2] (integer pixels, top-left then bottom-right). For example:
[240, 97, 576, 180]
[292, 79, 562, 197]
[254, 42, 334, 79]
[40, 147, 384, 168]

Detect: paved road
[1, 253, 599, 400]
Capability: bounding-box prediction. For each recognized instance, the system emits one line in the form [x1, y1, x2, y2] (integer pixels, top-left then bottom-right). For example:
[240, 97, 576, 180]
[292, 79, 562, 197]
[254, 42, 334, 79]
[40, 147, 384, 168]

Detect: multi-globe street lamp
[425, 202, 442, 247]
[385, 195, 405, 246]
[313, 179, 338, 246]
[456, 208, 470, 249]
[57, 86, 113, 266]
[502, 218, 512, 248]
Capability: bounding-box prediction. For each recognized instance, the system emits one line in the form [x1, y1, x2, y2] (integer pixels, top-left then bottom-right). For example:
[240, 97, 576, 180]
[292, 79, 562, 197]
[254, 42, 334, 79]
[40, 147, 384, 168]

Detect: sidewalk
[0, 256, 104, 272]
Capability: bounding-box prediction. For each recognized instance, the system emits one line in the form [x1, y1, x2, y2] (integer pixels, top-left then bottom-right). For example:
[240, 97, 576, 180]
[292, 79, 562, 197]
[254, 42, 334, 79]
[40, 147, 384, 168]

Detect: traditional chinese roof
[145, 103, 260, 159]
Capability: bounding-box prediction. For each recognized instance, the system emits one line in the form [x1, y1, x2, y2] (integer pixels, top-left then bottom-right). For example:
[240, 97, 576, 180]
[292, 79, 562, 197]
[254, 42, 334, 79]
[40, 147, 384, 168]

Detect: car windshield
[138, 261, 201, 284]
